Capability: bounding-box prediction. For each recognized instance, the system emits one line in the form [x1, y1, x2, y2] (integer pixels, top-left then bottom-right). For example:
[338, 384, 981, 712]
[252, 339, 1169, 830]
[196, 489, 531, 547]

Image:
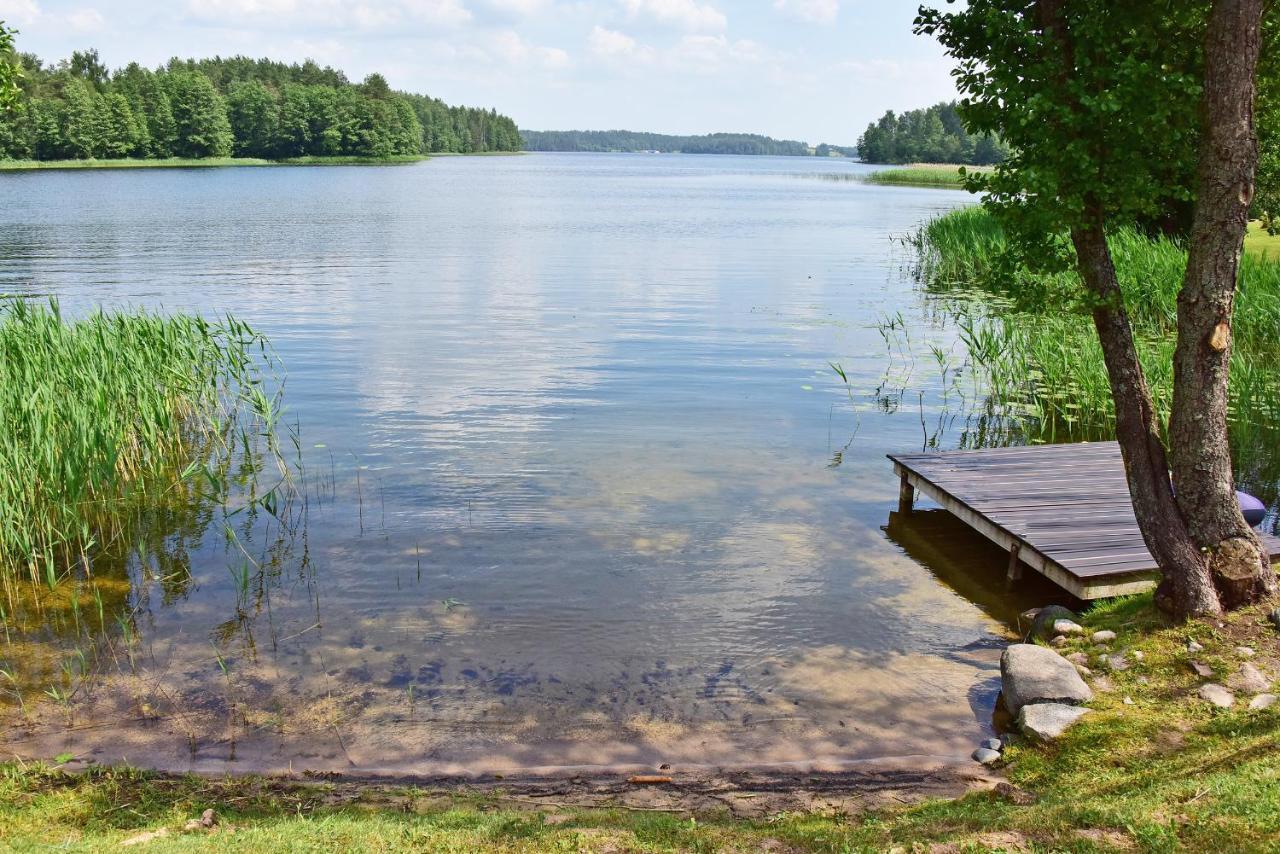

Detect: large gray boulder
[1001, 643, 1093, 715]
[1017, 703, 1090, 742]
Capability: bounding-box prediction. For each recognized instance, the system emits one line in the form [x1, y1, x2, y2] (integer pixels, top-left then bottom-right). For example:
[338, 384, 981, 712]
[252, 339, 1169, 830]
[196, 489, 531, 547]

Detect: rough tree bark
[1169, 0, 1278, 608]
[1072, 218, 1223, 617]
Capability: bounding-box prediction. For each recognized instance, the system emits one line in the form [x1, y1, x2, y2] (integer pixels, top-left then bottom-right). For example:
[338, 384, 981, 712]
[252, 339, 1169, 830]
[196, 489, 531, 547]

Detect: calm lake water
[0, 154, 1064, 775]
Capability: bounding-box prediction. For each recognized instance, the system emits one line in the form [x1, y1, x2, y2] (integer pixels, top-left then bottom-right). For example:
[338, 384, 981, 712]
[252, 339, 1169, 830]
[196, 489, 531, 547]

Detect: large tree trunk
[1072, 219, 1223, 618]
[1038, 0, 1224, 617]
[1169, 0, 1277, 608]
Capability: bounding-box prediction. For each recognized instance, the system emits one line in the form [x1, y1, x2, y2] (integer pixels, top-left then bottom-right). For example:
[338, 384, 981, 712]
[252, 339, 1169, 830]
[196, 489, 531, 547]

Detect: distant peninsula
[520, 129, 855, 157]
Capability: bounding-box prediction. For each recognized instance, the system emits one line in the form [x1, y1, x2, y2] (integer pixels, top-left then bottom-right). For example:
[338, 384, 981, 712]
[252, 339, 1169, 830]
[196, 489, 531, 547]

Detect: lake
[0, 153, 1064, 775]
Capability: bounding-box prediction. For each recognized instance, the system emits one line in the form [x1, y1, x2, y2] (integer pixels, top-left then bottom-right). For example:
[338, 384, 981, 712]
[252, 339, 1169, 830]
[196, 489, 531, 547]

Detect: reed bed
[0, 299, 277, 594]
[864, 164, 978, 189]
[912, 206, 1280, 500]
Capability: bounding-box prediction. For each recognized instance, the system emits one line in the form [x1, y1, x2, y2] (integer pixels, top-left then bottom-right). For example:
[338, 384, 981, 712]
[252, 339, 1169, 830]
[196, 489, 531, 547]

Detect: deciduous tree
[917, 0, 1278, 616]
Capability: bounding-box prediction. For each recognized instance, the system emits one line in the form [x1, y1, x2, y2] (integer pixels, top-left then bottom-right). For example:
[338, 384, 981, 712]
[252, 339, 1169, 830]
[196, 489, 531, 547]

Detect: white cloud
[621, 0, 725, 32]
[588, 25, 635, 56]
[66, 6, 104, 30]
[183, 0, 471, 31]
[773, 0, 837, 24]
[0, 0, 42, 26]
[186, 0, 298, 15]
[0, 1, 104, 32]
[479, 0, 549, 14]
[587, 25, 657, 64]
[489, 30, 570, 69]
[401, 0, 472, 26]
[669, 33, 765, 71]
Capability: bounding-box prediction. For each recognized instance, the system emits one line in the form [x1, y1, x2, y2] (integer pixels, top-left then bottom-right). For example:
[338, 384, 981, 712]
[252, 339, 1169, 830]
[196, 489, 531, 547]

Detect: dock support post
[1006, 543, 1023, 588]
[898, 475, 915, 515]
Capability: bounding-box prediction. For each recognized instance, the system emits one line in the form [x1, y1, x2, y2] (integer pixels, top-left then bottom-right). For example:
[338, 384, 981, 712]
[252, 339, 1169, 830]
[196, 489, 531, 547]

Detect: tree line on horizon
[856, 101, 1008, 165]
[0, 49, 522, 162]
[519, 129, 850, 157]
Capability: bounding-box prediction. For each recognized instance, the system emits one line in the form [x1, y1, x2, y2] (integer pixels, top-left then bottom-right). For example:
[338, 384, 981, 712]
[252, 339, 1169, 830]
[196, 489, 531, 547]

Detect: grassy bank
[864, 164, 981, 188]
[0, 301, 273, 593]
[3, 594, 1277, 850]
[1246, 220, 1280, 260]
[0, 155, 431, 172]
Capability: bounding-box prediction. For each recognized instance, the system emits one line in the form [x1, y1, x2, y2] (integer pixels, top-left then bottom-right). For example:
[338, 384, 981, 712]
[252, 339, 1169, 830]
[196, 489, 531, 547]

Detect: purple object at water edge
[1237, 490, 1267, 528]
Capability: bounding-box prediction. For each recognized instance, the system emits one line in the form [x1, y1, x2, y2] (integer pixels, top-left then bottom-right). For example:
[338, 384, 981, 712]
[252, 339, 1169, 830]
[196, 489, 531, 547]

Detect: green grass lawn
[1245, 220, 1280, 259]
[3, 593, 1278, 851]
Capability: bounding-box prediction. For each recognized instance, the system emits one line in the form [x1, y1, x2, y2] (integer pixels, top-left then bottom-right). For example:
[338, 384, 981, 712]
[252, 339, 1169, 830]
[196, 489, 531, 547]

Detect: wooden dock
[889, 441, 1280, 600]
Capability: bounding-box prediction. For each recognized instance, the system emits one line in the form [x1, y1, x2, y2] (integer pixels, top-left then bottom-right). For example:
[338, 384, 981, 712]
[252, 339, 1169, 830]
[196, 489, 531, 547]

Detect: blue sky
[0, 0, 959, 144]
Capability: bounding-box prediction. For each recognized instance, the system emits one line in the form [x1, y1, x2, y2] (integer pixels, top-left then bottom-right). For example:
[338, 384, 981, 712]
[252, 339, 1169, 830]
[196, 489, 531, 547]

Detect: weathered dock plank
[889, 441, 1280, 599]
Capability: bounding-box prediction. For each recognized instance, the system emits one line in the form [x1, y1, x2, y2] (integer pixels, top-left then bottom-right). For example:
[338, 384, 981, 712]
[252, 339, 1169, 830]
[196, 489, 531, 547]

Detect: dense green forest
[856, 101, 1007, 165]
[519, 129, 836, 156]
[0, 49, 521, 162]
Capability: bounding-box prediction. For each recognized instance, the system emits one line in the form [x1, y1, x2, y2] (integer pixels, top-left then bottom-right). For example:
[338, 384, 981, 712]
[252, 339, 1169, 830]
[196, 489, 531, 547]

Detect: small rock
[1001, 644, 1094, 715]
[1249, 693, 1277, 710]
[1132, 650, 1144, 661]
[1091, 630, 1117, 643]
[183, 808, 217, 832]
[1065, 652, 1090, 666]
[1123, 696, 1135, 705]
[1026, 605, 1079, 641]
[1107, 653, 1131, 672]
[1050, 635, 1069, 648]
[1074, 664, 1093, 678]
[993, 781, 1037, 805]
[1198, 683, 1235, 708]
[1017, 703, 1090, 741]
[1137, 675, 1150, 685]
[1190, 661, 1214, 678]
[1092, 675, 1115, 693]
[1188, 638, 1204, 653]
[1229, 662, 1272, 694]
[1236, 646, 1256, 658]
[972, 747, 1001, 765]
[980, 737, 1003, 752]
[1053, 619, 1085, 636]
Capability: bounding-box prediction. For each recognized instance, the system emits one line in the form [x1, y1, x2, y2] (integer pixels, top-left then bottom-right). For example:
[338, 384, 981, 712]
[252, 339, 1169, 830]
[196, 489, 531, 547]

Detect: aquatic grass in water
[0, 299, 280, 594]
[863, 165, 985, 189]
[912, 206, 1280, 504]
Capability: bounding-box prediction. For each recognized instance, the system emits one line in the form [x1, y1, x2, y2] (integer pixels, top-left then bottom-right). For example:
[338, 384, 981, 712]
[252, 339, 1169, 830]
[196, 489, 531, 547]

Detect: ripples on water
[0, 154, 1070, 774]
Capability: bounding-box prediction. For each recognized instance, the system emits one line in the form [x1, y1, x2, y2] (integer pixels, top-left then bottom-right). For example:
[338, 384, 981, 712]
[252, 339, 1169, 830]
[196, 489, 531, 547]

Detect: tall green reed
[0, 299, 283, 597]
[912, 206, 1280, 501]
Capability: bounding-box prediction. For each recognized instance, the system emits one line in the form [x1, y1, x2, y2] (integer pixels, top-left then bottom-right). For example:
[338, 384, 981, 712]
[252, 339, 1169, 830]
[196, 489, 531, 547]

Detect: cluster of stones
[971, 607, 1096, 766]
[1188, 632, 1276, 710]
[973, 604, 1280, 765]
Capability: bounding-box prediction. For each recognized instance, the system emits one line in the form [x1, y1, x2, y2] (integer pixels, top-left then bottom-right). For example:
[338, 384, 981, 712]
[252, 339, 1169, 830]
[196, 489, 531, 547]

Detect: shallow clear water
[0, 154, 1065, 774]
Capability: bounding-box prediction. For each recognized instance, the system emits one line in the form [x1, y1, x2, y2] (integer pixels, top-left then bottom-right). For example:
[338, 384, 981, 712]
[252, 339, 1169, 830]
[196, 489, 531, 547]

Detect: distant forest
[856, 102, 1008, 165]
[0, 50, 522, 162]
[521, 129, 850, 157]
